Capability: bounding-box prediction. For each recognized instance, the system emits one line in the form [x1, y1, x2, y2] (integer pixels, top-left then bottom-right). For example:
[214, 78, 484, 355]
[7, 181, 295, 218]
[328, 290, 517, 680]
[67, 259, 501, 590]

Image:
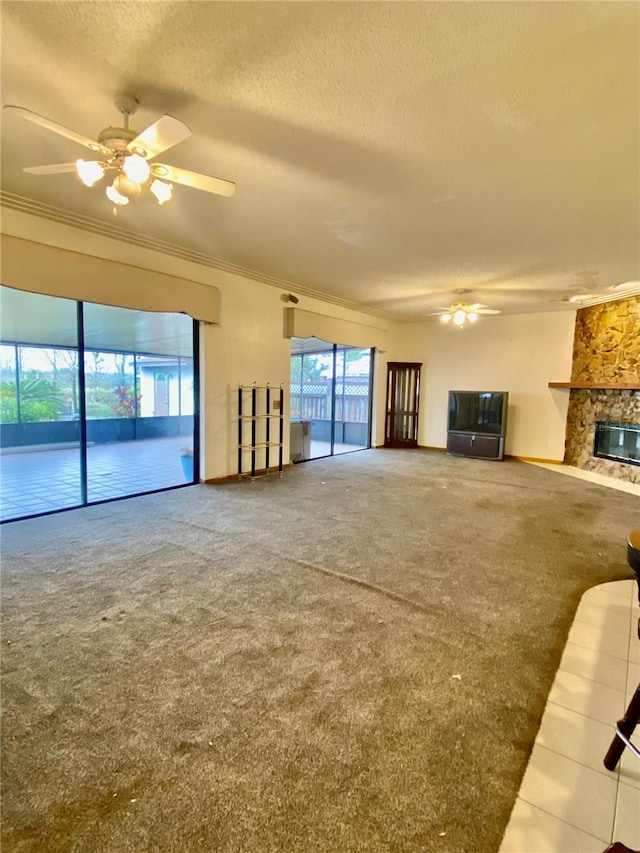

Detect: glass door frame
[0, 295, 200, 524]
[290, 342, 374, 462]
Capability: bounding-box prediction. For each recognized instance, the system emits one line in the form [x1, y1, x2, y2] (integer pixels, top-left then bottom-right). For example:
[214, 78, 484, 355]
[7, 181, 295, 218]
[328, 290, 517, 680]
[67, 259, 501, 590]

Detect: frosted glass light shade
[149, 179, 173, 204]
[122, 154, 150, 183]
[106, 182, 129, 206]
[112, 174, 141, 200]
[76, 159, 104, 187]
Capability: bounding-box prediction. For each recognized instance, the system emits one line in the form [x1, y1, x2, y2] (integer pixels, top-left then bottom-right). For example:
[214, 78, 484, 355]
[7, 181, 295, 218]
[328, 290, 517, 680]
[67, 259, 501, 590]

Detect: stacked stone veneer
[564, 295, 640, 484]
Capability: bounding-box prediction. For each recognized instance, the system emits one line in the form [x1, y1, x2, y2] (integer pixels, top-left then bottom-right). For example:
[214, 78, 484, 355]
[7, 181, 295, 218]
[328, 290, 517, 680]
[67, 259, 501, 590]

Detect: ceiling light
[149, 179, 172, 204]
[106, 182, 129, 206]
[9, 100, 237, 211]
[568, 293, 599, 303]
[76, 159, 104, 187]
[611, 281, 639, 291]
[122, 153, 150, 183]
[112, 174, 141, 200]
[437, 301, 499, 328]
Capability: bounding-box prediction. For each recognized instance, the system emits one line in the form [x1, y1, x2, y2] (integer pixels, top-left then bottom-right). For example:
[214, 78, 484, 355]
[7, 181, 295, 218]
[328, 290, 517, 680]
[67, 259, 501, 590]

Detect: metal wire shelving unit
[237, 383, 284, 481]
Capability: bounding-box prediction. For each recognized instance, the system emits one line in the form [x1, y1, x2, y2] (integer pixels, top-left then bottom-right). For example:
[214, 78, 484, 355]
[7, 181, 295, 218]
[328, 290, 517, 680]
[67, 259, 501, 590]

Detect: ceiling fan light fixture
[437, 300, 500, 327]
[7, 102, 237, 210]
[76, 158, 104, 187]
[150, 179, 173, 205]
[568, 293, 599, 304]
[111, 174, 141, 200]
[122, 153, 150, 183]
[611, 281, 639, 291]
[106, 181, 129, 206]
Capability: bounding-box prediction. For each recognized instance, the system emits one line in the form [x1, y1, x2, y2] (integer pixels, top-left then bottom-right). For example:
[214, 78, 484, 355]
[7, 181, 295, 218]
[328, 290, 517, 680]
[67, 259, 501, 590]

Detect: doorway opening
[290, 337, 373, 462]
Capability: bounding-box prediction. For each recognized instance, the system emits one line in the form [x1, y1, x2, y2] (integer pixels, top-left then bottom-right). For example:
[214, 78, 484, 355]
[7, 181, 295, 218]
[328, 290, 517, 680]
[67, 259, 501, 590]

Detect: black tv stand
[446, 431, 505, 460]
[446, 390, 508, 460]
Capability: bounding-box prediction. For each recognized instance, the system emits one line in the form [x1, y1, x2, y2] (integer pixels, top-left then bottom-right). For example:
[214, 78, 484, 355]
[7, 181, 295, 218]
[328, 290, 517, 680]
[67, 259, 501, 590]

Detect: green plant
[0, 376, 65, 423]
[111, 385, 141, 418]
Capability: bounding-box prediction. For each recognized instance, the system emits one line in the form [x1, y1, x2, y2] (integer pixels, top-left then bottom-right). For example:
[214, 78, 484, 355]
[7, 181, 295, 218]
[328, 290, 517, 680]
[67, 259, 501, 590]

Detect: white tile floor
[527, 462, 640, 498]
[0, 435, 192, 521]
[500, 464, 640, 852]
[499, 578, 640, 852]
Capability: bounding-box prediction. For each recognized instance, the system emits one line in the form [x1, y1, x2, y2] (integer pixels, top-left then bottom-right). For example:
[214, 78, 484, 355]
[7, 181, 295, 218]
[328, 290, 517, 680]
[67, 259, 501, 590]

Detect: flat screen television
[448, 390, 508, 436]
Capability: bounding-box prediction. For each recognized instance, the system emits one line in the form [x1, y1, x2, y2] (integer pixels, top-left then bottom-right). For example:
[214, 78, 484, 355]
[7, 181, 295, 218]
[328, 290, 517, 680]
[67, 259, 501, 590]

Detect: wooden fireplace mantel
[548, 382, 640, 390]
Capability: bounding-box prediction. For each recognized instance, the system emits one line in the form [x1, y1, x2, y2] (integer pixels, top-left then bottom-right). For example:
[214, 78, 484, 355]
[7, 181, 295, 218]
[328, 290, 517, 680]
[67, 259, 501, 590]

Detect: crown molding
[574, 288, 640, 308]
[0, 192, 395, 322]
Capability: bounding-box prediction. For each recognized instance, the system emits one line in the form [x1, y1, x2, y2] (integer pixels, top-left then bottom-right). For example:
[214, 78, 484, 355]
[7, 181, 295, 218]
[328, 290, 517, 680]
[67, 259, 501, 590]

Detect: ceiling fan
[3, 96, 237, 210]
[426, 301, 501, 327]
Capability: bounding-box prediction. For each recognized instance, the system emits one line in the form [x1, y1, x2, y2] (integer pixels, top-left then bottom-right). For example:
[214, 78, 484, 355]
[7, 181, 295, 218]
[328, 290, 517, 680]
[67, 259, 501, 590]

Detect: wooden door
[384, 362, 421, 447]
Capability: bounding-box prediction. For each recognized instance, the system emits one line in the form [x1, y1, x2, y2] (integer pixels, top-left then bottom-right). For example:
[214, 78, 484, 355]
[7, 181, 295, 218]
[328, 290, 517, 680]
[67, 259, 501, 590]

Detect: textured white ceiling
[1, 1, 638, 320]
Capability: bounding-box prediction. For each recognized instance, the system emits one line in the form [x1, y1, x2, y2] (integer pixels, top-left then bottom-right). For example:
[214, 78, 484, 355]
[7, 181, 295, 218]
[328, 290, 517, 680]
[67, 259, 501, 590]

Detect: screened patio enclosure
[290, 337, 373, 462]
[0, 286, 197, 523]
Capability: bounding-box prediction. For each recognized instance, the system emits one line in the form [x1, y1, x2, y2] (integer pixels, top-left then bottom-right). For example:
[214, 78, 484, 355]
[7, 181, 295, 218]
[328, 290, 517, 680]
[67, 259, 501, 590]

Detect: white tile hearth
[499, 579, 640, 853]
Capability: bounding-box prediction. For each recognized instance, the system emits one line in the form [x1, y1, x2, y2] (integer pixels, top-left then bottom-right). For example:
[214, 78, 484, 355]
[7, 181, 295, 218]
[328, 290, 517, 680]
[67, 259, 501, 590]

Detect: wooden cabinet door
[385, 362, 421, 447]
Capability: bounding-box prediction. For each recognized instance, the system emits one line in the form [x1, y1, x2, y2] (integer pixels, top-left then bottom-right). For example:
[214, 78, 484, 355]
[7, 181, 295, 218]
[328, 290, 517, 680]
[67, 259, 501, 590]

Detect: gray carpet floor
[1, 449, 637, 852]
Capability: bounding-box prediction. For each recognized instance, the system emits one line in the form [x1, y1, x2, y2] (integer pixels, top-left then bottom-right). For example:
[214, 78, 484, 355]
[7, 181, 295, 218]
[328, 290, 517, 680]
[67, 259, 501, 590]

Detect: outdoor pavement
[0, 435, 189, 522]
[0, 436, 368, 522]
[306, 439, 367, 459]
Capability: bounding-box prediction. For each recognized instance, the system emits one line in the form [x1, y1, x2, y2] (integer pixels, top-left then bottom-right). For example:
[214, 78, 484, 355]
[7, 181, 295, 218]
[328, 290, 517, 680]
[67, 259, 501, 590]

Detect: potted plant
[180, 447, 194, 482]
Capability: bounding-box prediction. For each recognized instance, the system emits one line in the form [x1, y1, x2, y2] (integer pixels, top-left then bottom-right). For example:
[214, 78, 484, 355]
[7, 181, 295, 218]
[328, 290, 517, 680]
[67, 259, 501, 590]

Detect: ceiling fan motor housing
[97, 126, 137, 152]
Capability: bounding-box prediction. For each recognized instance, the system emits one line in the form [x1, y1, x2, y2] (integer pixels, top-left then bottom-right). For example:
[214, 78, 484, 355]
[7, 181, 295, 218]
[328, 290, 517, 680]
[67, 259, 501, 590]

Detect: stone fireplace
[562, 296, 639, 485]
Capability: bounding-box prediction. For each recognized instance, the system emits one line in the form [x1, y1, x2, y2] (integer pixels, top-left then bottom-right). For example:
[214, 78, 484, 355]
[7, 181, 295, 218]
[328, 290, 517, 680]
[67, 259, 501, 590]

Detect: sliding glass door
[82, 302, 195, 503]
[290, 337, 373, 462]
[0, 289, 82, 518]
[0, 287, 197, 523]
[333, 347, 372, 456]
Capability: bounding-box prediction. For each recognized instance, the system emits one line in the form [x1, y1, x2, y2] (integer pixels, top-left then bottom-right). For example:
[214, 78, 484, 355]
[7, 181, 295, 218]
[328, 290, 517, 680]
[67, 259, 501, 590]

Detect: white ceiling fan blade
[151, 163, 237, 197]
[3, 105, 109, 155]
[23, 163, 79, 175]
[128, 115, 191, 159]
[468, 303, 488, 310]
[476, 308, 501, 315]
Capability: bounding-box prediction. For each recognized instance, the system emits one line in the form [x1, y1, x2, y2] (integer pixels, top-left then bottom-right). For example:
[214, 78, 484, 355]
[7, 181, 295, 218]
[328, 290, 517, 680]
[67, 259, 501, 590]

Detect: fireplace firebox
[594, 422, 640, 467]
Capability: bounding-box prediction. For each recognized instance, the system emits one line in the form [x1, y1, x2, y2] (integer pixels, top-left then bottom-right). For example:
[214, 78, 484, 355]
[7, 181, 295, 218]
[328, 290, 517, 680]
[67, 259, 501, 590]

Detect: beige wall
[1, 206, 589, 476]
[390, 312, 576, 461]
[0, 208, 393, 479]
